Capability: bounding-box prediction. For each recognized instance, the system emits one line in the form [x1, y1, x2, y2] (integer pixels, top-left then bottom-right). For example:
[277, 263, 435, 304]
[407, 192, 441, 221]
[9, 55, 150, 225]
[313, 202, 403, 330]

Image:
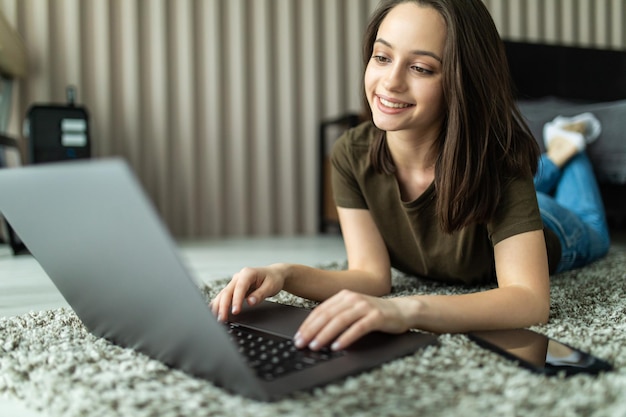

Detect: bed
[505, 41, 626, 229]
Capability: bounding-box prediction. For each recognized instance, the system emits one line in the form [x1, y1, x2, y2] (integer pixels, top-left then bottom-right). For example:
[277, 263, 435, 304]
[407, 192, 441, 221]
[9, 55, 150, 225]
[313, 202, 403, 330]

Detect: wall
[1, 0, 624, 238]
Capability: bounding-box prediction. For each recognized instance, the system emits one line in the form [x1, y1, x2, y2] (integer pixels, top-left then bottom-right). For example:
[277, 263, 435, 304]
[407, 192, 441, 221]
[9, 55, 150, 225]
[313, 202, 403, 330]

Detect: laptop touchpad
[228, 301, 311, 338]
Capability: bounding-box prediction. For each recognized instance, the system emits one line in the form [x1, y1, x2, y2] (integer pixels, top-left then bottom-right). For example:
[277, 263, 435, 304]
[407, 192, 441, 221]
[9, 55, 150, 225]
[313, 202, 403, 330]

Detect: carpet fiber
[1, 249, 625, 417]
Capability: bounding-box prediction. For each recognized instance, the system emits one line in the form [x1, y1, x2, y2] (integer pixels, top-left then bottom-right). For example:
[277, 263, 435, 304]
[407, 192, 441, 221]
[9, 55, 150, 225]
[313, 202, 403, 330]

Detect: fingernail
[217, 314, 223, 322]
[309, 340, 319, 350]
[248, 296, 257, 305]
[331, 341, 341, 351]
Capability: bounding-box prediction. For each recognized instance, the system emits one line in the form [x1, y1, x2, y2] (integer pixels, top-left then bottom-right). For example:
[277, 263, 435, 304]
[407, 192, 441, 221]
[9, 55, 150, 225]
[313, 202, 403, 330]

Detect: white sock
[551, 112, 602, 144]
[543, 122, 586, 152]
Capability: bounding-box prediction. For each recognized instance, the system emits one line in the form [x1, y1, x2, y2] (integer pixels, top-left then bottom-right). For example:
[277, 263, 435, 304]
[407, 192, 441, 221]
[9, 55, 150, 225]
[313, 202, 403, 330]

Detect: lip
[375, 94, 414, 114]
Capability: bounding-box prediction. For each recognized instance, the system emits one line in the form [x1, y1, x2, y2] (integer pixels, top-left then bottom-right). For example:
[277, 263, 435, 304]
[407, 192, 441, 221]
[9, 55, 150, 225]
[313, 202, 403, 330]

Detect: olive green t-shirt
[331, 122, 561, 285]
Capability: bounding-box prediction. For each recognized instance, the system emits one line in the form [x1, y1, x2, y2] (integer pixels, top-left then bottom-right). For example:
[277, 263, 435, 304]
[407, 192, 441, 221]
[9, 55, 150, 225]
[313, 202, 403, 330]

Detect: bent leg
[553, 153, 609, 246]
[534, 154, 561, 194]
[537, 192, 609, 273]
[536, 153, 610, 273]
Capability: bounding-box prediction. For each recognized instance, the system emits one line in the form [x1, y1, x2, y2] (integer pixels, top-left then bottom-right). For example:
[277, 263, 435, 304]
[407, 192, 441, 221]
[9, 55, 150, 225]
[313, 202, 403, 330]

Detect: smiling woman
[213, 0, 549, 350]
[212, 0, 611, 355]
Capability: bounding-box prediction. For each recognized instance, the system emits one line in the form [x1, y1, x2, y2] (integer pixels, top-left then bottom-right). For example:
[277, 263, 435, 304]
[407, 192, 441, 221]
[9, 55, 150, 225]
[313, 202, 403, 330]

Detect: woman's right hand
[210, 264, 288, 322]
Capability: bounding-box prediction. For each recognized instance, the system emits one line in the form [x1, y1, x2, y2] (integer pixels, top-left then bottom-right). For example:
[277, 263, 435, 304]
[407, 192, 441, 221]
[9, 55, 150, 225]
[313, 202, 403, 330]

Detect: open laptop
[0, 159, 437, 401]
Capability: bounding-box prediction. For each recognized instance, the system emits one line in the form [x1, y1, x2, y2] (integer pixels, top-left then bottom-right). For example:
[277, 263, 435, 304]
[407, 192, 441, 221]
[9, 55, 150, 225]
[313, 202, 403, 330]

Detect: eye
[411, 65, 434, 75]
[372, 55, 391, 64]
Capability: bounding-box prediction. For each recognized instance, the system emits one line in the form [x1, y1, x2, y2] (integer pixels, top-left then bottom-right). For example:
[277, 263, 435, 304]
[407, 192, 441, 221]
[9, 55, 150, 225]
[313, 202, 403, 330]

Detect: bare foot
[546, 136, 579, 168]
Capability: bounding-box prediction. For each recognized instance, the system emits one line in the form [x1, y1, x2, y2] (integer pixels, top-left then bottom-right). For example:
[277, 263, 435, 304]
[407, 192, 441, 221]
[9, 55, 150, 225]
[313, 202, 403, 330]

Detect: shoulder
[332, 121, 378, 153]
[489, 175, 543, 244]
[331, 121, 378, 168]
[503, 175, 537, 199]
[497, 175, 539, 215]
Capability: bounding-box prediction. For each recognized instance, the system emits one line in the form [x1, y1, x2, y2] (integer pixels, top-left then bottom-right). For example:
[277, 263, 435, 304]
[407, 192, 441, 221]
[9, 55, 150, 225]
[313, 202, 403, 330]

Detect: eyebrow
[374, 38, 442, 63]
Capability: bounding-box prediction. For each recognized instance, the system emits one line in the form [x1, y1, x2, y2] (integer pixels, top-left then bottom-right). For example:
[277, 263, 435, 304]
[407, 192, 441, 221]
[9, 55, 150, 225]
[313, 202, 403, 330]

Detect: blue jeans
[534, 153, 610, 273]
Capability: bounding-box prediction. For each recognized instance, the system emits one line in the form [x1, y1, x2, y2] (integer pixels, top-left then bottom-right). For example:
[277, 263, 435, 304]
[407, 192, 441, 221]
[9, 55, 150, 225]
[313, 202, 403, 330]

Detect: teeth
[379, 97, 411, 109]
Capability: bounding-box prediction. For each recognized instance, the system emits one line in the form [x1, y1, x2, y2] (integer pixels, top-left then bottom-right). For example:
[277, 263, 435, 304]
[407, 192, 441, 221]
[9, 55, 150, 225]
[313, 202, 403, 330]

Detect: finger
[218, 276, 245, 321]
[210, 292, 220, 315]
[216, 285, 236, 322]
[330, 313, 378, 351]
[245, 276, 278, 306]
[296, 292, 361, 349]
[297, 290, 350, 334]
[231, 268, 258, 315]
[333, 299, 410, 349]
[230, 281, 249, 315]
[211, 289, 227, 320]
[295, 301, 339, 347]
[309, 304, 372, 350]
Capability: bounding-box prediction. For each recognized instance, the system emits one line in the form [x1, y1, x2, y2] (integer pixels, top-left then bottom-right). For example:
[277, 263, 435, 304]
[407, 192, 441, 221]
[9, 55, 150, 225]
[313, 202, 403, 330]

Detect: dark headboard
[504, 41, 626, 102]
[503, 41, 626, 228]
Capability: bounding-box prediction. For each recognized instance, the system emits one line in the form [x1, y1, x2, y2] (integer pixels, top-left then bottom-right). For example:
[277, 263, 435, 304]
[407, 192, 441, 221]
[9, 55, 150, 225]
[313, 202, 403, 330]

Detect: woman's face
[364, 2, 446, 138]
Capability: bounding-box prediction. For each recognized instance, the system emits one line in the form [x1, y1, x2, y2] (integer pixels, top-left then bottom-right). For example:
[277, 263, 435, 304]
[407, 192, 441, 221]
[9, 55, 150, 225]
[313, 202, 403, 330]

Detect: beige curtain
[1, 0, 624, 238]
[485, 0, 626, 48]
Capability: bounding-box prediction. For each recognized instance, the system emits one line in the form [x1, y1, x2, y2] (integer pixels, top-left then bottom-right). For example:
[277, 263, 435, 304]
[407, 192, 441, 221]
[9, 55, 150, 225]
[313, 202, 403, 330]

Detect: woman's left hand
[294, 290, 418, 351]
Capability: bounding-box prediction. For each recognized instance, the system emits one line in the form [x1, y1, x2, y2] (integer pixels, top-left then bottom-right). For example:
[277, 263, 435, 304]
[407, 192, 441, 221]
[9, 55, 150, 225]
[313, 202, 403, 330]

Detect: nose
[382, 63, 406, 92]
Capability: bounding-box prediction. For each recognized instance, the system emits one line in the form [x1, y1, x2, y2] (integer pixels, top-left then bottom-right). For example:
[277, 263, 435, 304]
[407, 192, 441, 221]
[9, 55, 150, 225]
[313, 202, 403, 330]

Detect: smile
[379, 96, 412, 109]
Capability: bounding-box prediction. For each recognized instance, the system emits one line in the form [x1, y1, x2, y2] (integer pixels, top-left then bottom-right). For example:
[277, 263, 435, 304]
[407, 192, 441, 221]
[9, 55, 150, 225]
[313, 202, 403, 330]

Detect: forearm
[280, 263, 391, 302]
[400, 285, 550, 334]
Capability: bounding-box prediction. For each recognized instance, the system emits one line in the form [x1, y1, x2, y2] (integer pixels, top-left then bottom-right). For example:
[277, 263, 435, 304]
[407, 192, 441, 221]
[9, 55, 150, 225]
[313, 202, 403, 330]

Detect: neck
[385, 130, 438, 201]
[386, 130, 438, 172]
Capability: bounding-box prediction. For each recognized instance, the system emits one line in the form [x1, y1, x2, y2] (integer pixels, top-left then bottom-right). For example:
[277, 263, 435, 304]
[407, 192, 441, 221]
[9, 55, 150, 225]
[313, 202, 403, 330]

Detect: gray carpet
[1, 248, 625, 417]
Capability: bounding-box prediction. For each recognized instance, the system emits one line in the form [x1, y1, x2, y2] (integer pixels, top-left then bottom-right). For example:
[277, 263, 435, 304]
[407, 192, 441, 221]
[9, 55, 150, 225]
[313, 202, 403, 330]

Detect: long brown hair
[363, 0, 539, 233]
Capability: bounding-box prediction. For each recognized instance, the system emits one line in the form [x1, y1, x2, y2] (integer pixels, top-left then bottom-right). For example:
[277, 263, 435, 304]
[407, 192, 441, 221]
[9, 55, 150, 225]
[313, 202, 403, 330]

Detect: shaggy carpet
[1, 249, 625, 417]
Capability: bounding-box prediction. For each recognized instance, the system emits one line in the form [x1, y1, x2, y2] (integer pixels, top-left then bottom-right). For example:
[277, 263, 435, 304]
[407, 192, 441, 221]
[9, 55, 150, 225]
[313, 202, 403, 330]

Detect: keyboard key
[226, 322, 345, 381]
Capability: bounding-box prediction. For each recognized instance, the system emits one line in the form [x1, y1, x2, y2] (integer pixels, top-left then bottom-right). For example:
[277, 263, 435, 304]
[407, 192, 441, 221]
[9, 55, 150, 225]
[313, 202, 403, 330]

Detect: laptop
[0, 159, 437, 401]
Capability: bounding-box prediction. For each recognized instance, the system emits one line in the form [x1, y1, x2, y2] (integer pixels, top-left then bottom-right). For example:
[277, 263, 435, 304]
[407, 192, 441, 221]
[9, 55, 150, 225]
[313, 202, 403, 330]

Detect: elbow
[513, 287, 550, 327]
[379, 271, 393, 295]
[355, 268, 391, 296]
[377, 282, 392, 297]
[538, 302, 550, 325]
[533, 311, 549, 326]
[539, 290, 551, 324]
[372, 274, 392, 297]
[515, 304, 549, 329]
[368, 278, 391, 297]
[517, 283, 550, 326]
[532, 297, 550, 326]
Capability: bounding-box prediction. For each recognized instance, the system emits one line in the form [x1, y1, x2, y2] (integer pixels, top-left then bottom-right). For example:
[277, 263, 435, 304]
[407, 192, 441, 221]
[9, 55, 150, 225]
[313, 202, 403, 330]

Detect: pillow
[517, 97, 626, 184]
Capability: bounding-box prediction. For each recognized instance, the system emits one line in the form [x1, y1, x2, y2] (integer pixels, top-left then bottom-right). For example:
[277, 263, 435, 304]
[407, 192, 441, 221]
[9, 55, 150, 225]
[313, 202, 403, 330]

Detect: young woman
[212, 0, 610, 352]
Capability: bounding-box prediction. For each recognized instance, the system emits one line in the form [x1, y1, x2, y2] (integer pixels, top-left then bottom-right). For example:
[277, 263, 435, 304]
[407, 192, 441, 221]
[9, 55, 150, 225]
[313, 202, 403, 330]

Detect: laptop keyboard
[226, 323, 345, 381]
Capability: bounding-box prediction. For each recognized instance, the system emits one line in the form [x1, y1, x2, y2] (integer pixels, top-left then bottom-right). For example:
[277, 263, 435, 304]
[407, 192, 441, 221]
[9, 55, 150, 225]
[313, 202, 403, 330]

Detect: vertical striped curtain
[1, 0, 624, 238]
[484, 0, 626, 48]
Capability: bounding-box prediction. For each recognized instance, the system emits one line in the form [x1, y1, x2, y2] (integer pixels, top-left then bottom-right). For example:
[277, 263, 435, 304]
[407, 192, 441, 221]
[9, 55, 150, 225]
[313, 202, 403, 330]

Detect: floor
[2, 230, 625, 417]
[0, 235, 346, 417]
[0, 235, 346, 318]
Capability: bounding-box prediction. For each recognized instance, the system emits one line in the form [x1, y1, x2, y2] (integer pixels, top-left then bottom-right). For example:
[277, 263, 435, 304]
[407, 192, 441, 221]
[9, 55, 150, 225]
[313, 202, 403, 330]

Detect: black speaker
[24, 86, 90, 164]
